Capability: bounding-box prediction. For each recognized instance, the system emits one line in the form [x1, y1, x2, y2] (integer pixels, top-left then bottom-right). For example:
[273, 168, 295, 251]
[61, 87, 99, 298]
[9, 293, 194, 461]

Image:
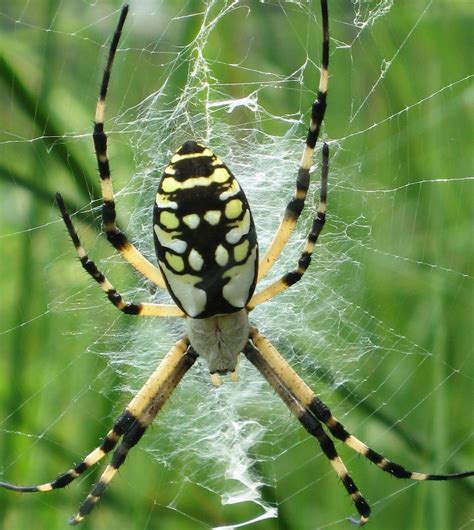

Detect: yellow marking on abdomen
[160, 264, 206, 317]
[222, 246, 257, 307]
[156, 192, 178, 210]
[154, 225, 187, 254]
[161, 168, 231, 193]
[212, 167, 231, 183]
[161, 177, 179, 193]
[225, 199, 243, 219]
[220, 179, 240, 201]
[171, 149, 213, 162]
[234, 240, 249, 262]
[226, 210, 250, 244]
[165, 252, 185, 272]
[160, 211, 180, 229]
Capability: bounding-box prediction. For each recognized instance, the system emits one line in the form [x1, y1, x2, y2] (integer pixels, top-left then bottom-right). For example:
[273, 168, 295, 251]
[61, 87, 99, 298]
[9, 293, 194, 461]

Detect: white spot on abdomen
[226, 210, 250, 244]
[154, 225, 187, 254]
[223, 245, 257, 307]
[215, 244, 229, 266]
[160, 263, 206, 317]
[189, 248, 204, 271]
[183, 213, 200, 229]
[204, 210, 222, 225]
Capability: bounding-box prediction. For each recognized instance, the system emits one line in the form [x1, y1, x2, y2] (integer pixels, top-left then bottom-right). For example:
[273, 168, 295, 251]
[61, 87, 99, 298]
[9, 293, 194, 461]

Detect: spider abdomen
[153, 140, 258, 318]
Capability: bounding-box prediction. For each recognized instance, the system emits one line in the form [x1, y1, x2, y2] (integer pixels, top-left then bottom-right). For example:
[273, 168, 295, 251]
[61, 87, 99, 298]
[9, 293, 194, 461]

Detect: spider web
[0, 1, 472, 529]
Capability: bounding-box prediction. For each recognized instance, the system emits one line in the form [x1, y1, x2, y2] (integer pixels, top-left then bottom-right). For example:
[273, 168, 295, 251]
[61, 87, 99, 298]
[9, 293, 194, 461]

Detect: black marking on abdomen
[171, 156, 226, 181]
[178, 140, 206, 155]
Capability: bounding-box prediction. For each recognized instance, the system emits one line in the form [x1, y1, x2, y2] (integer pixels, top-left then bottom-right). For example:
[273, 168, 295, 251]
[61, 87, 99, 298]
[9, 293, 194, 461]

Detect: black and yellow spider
[1, 2, 472, 526]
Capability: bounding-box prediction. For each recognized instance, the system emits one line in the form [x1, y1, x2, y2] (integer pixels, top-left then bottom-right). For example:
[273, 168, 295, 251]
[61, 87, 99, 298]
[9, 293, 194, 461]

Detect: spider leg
[247, 328, 474, 522]
[56, 193, 184, 317]
[93, 4, 166, 289]
[257, 0, 329, 282]
[244, 333, 370, 526]
[248, 143, 327, 310]
[308, 393, 474, 481]
[69, 339, 197, 525]
[0, 339, 196, 526]
[0, 415, 126, 493]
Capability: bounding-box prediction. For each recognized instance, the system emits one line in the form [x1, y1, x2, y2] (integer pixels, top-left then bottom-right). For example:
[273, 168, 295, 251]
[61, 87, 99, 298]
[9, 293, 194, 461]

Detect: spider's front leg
[92, 4, 166, 288]
[257, 0, 329, 282]
[0, 338, 197, 525]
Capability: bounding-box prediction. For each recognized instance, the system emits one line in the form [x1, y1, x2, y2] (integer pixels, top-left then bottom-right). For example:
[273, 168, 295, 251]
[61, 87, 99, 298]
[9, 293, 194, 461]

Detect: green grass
[0, 2, 472, 530]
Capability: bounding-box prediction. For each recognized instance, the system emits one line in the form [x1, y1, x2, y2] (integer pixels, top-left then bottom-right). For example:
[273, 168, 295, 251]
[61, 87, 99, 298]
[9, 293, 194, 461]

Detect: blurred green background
[0, 1, 472, 530]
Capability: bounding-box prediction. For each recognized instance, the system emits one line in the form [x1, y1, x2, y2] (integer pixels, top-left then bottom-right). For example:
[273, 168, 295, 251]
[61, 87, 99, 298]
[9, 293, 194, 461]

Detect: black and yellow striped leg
[93, 4, 165, 289]
[56, 193, 184, 317]
[69, 338, 197, 525]
[308, 396, 474, 482]
[0, 407, 151, 495]
[0, 339, 196, 525]
[248, 143, 328, 310]
[69, 419, 147, 525]
[243, 337, 370, 526]
[247, 328, 474, 523]
[257, 0, 329, 282]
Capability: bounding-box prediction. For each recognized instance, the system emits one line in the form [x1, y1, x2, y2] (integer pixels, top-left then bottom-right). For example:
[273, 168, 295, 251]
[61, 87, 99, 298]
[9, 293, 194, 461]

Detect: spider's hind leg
[0, 339, 196, 526]
[246, 327, 474, 524]
[309, 395, 474, 482]
[0, 423, 122, 493]
[69, 339, 197, 524]
[244, 331, 371, 526]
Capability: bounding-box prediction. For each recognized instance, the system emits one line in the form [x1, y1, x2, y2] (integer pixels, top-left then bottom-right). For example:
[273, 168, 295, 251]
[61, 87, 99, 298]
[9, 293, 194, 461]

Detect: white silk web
[0, 1, 472, 529]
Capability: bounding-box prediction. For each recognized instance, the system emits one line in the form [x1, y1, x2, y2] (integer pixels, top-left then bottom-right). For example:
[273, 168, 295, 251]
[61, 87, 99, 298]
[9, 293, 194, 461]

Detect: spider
[1, 2, 472, 526]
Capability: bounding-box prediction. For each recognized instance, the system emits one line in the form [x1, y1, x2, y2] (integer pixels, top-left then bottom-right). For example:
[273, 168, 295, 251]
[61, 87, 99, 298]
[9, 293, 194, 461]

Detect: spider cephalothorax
[186, 310, 249, 376]
[1, 2, 472, 527]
